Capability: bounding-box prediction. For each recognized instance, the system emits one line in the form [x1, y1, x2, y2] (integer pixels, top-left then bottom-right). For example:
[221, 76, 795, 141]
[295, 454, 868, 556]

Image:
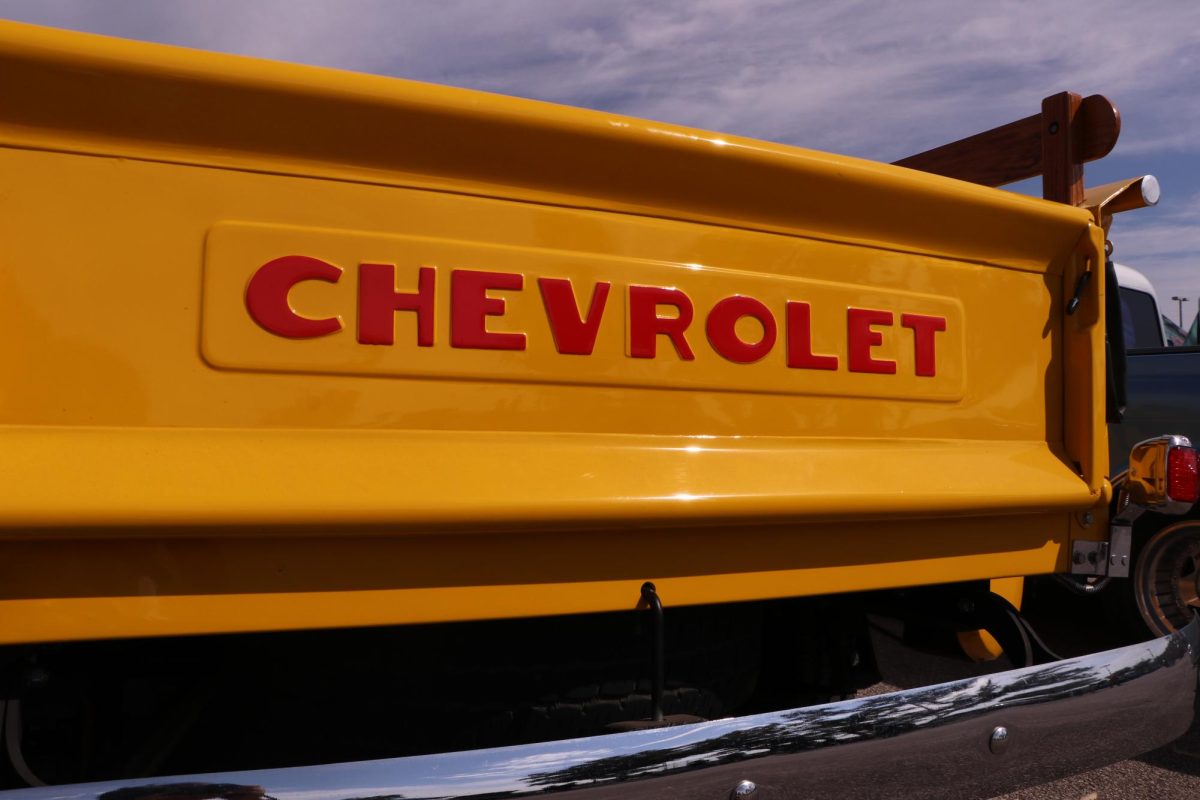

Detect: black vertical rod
[641, 581, 664, 722]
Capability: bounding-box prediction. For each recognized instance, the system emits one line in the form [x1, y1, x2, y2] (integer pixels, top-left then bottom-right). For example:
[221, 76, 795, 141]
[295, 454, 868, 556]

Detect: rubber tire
[1131, 519, 1200, 637]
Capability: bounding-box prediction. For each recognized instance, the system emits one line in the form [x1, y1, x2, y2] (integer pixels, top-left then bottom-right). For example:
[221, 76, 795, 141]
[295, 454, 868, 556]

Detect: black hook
[640, 582, 664, 722]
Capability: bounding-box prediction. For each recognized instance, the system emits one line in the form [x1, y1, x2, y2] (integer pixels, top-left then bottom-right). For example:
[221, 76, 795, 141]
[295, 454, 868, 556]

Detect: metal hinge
[1070, 523, 1131, 578]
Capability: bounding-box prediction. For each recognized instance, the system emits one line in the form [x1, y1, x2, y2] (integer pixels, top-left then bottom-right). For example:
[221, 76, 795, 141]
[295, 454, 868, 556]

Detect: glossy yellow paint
[957, 577, 1026, 662]
[0, 22, 1110, 643]
[1, 518, 1062, 645]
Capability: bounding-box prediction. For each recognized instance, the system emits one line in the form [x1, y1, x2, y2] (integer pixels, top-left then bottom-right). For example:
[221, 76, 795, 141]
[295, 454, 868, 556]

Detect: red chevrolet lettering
[451, 269, 526, 351]
[786, 301, 838, 370]
[847, 308, 897, 374]
[628, 286, 696, 360]
[538, 278, 611, 356]
[706, 295, 776, 364]
[901, 313, 946, 377]
[357, 264, 435, 346]
[245, 255, 343, 338]
[244, 256, 948, 381]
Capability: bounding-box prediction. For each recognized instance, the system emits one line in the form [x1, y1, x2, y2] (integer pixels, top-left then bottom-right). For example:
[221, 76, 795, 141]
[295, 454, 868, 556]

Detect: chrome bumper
[4, 618, 1198, 800]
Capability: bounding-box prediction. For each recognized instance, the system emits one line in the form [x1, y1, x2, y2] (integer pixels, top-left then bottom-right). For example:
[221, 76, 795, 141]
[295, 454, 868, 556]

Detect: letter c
[245, 255, 343, 338]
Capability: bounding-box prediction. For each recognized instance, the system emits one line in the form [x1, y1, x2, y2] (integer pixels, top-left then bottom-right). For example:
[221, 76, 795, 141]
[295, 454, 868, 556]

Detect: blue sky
[2, 0, 1196, 321]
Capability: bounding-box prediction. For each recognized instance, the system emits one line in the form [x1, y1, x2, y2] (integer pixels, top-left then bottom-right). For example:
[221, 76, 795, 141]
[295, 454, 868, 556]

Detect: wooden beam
[892, 93, 1120, 194]
[892, 111, 1042, 187]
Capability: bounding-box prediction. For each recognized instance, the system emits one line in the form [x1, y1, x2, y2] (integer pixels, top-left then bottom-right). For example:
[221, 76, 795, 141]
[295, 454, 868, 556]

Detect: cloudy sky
[2, 0, 1197, 324]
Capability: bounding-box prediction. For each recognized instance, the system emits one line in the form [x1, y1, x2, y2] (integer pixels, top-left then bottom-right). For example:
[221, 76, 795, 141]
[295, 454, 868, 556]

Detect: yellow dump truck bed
[4, 22, 1200, 800]
[0, 21, 1107, 644]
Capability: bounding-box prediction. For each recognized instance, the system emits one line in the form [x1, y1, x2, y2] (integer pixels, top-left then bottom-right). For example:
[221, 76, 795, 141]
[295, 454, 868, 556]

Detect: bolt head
[1073, 551, 1086, 565]
[26, 669, 49, 690]
[1082, 511, 1094, 526]
[732, 779, 758, 798]
[990, 725, 1011, 755]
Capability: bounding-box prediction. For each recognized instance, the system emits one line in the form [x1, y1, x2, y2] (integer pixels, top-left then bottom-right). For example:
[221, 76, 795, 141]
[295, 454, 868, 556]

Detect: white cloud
[1, 0, 1195, 301]
[3, 1, 1198, 159]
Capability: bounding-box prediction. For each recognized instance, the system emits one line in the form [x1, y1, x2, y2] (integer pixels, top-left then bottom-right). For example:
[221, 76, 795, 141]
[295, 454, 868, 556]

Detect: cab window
[1119, 287, 1164, 349]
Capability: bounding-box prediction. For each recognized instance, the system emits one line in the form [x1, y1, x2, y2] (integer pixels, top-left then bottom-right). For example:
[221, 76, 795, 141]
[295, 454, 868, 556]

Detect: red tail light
[1167, 446, 1199, 504]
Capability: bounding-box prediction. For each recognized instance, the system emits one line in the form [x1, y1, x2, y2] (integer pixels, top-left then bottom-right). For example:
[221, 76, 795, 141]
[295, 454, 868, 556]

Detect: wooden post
[1041, 91, 1084, 204]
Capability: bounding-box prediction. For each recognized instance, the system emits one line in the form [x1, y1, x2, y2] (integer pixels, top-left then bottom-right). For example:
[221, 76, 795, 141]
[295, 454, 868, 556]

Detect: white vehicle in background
[1116, 263, 1197, 348]
[1114, 263, 1166, 348]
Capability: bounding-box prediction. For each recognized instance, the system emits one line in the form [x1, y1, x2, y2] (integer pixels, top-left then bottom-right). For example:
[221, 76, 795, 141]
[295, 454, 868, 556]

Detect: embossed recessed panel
[203, 222, 965, 401]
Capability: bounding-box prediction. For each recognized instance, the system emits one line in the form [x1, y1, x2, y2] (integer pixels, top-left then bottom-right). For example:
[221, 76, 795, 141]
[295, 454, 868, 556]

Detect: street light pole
[1171, 296, 1189, 328]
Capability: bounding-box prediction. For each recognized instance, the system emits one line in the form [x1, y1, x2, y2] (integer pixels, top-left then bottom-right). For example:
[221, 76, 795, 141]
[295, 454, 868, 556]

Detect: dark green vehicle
[1110, 263, 1200, 636]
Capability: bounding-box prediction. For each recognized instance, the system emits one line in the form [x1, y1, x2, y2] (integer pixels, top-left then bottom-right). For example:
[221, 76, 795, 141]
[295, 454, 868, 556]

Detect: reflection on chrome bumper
[4, 618, 1198, 800]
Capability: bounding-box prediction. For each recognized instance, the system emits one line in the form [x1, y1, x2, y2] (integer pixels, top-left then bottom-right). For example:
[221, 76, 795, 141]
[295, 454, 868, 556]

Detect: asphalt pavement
[864, 579, 1200, 799]
[995, 581, 1200, 799]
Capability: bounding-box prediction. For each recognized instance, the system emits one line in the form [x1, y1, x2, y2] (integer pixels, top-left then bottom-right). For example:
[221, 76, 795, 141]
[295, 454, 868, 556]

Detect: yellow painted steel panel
[0, 20, 1091, 275]
[0, 516, 1063, 645]
[0, 150, 1065, 443]
[0, 21, 1112, 642]
[0, 428, 1092, 531]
